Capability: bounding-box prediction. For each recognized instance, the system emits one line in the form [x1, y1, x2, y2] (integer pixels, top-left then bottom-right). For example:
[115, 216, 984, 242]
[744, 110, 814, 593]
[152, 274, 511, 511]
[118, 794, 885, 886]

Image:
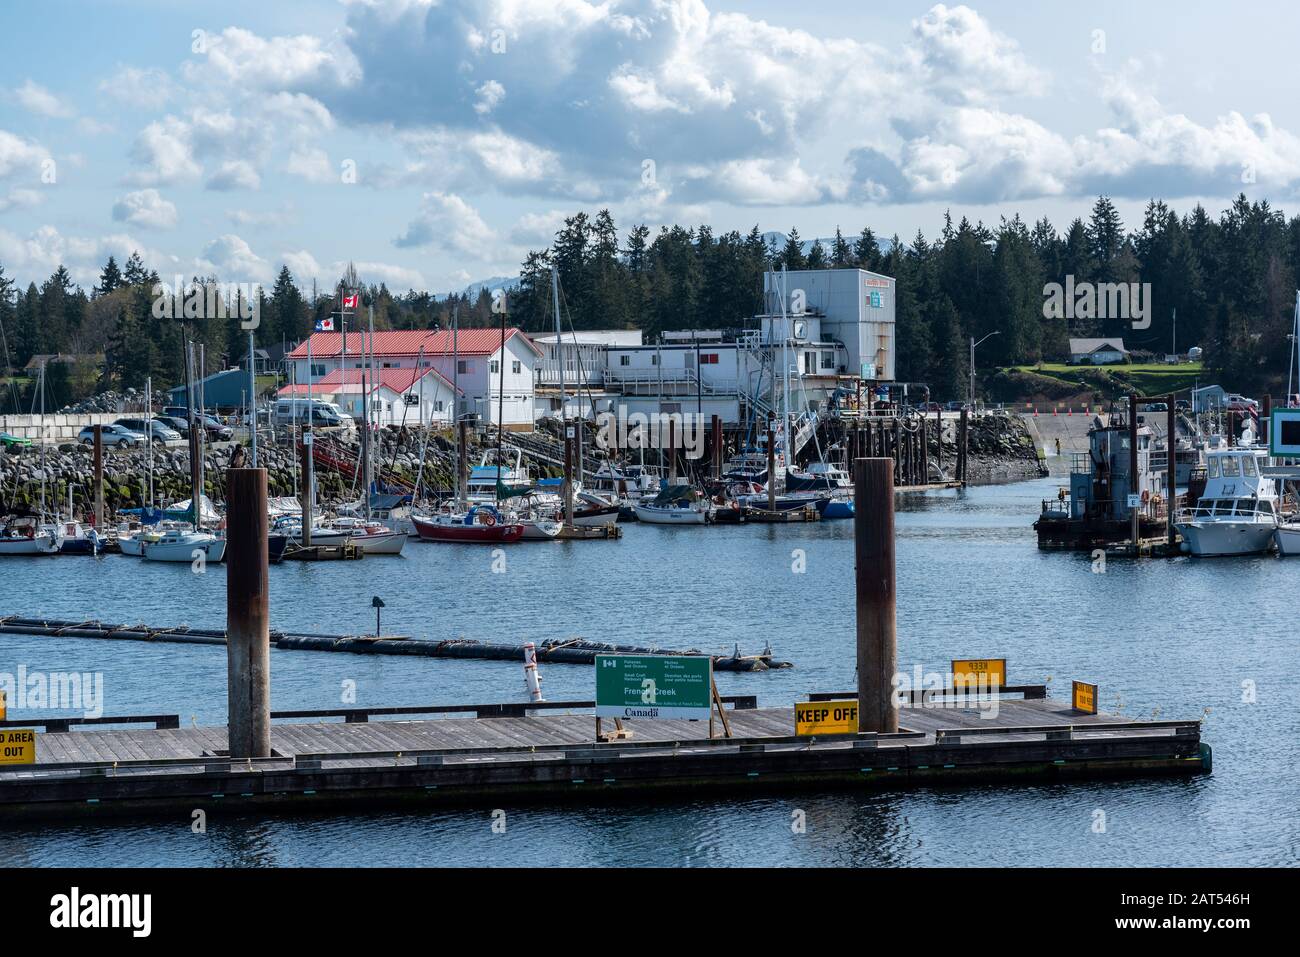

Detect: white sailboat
[1, 362, 64, 556]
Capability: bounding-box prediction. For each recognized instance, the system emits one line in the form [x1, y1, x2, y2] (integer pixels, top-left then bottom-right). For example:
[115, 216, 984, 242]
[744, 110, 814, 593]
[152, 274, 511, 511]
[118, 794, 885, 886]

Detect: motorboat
[517, 515, 563, 540]
[0, 518, 63, 556]
[141, 527, 227, 563]
[785, 460, 853, 493]
[589, 461, 664, 500]
[737, 491, 829, 513]
[466, 448, 533, 503]
[721, 450, 770, 486]
[411, 504, 525, 543]
[324, 516, 407, 555]
[1175, 446, 1279, 557]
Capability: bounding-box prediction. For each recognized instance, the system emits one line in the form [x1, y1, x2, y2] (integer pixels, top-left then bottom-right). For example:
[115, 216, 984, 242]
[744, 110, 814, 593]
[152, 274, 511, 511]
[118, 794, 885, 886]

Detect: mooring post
[1262, 393, 1272, 446]
[854, 457, 898, 734]
[1129, 392, 1139, 547]
[711, 415, 721, 480]
[767, 423, 777, 511]
[1166, 394, 1177, 549]
[92, 424, 103, 529]
[957, 407, 969, 485]
[457, 419, 468, 506]
[563, 420, 575, 528]
[226, 467, 271, 759]
[300, 426, 312, 547]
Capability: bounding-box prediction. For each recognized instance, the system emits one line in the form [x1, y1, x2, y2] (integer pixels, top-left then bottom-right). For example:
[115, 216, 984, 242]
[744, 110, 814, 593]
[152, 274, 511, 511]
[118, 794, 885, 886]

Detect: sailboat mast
[146, 376, 154, 508]
[452, 305, 460, 506]
[38, 362, 46, 520]
[495, 305, 507, 505]
[365, 304, 375, 520]
[551, 265, 562, 416]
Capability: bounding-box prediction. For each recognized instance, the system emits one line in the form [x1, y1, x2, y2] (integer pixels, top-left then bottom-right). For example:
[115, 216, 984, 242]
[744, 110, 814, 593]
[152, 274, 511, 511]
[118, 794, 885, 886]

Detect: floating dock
[0, 616, 789, 670]
[0, 686, 1207, 820]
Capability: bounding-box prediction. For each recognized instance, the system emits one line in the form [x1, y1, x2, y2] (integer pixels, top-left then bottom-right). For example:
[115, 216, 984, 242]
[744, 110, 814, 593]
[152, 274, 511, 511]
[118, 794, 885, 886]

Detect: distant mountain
[761, 230, 893, 258]
[435, 275, 520, 302]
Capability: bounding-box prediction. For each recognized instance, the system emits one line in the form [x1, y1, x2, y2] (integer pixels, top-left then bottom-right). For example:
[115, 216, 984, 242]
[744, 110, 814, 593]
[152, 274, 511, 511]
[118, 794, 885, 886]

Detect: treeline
[4, 193, 1299, 408]
[0, 256, 494, 409]
[511, 196, 1300, 399]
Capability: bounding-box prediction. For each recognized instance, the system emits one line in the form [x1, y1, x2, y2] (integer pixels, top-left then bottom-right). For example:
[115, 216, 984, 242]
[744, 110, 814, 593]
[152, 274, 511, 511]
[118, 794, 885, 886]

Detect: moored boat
[141, 528, 227, 563]
[411, 505, 525, 543]
[1175, 446, 1279, 557]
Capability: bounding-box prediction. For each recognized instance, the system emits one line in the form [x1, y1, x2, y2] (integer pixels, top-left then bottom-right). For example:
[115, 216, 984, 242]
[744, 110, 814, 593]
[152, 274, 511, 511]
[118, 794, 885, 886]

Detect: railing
[0, 714, 181, 733]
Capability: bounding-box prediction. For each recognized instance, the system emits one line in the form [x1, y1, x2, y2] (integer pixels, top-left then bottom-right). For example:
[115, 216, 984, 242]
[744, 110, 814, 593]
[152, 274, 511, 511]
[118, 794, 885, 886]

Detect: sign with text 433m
[595, 655, 712, 720]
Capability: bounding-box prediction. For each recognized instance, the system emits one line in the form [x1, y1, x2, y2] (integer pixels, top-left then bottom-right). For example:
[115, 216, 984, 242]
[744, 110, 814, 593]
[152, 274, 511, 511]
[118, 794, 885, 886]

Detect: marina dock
[0, 687, 1206, 819]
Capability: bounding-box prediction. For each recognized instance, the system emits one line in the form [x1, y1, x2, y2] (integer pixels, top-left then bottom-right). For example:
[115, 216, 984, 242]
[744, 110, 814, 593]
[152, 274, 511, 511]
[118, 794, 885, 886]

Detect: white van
[274, 398, 355, 430]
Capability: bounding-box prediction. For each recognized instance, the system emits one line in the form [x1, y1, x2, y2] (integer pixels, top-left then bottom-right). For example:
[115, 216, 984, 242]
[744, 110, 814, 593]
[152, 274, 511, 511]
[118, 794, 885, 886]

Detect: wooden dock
[0, 687, 1207, 819]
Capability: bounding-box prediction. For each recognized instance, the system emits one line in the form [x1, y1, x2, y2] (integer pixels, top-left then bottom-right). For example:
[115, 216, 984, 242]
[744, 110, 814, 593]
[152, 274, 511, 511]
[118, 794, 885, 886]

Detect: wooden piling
[457, 419, 468, 505]
[957, 408, 969, 484]
[563, 420, 575, 527]
[225, 467, 271, 760]
[854, 458, 898, 734]
[300, 427, 313, 547]
[1129, 392, 1139, 547]
[1166, 395, 1177, 548]
[767, 424, 777, 510]
[92, 425, 103, 529]
[711, 415, 721, 480]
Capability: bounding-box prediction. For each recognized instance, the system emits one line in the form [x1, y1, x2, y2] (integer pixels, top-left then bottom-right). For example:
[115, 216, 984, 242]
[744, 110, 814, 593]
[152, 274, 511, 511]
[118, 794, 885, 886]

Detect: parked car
[114, 417, 184, 446]
[943, 400, 969, 412]
[78, 423, 147, 448]
[161, 405, 193, 420]
[1225, 394, 1258, 412]
[0, 432, 32, 450]
[196, 414, 234, 441]
[1139, 402, 1168, 413]
[154, 415, 191, 438]
[918, 401, 943, 413]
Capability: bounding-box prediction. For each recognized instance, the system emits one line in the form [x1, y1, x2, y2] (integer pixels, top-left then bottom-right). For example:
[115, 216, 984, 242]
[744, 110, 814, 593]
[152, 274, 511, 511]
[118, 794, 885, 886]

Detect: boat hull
[633, 504, 710, 525]
[0, 536, 61, 556]
[1175, 520, 1276, 557]
[1274, 525, 1300, 556]
[412, 515, 525, 543]
[142, 536, 227, 563]
[346, 531, 407, 555]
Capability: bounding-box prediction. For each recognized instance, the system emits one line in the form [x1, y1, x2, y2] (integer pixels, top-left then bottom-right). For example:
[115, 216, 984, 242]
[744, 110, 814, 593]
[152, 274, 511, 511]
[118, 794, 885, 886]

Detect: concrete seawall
[0, 413, 124, 442]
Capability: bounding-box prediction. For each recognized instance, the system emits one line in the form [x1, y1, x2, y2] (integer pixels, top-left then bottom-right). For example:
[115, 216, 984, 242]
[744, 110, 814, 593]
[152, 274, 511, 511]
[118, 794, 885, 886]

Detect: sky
[3, 0, 1300, 295]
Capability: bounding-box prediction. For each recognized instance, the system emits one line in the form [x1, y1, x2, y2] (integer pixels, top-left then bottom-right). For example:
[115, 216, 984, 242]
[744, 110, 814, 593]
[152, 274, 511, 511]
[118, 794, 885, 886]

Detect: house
[284, 328, 541, 430]
[240, 348, 276, 376]
[166, 368, 259, 410]
[1069, 338, 1129, 365]
[277, 367, 459, 426]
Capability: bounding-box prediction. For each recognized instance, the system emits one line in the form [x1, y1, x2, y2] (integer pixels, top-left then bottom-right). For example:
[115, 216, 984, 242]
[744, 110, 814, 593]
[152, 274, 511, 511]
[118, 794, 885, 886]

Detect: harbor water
[0, 476, 1293, 867]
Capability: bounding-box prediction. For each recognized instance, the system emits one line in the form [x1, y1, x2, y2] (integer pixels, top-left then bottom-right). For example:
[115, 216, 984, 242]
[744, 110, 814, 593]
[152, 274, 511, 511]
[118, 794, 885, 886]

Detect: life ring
[480, 511, 497, 526]
[1141, 489, 1150, 504]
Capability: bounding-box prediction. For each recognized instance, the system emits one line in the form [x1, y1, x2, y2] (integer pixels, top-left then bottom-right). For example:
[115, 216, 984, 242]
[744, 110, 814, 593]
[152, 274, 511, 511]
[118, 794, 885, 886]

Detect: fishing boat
[141, 527, 227, 563]
[1175, 446, 1279, 557]
[0, 518, 63, 556]
[412, 504, 525, 543]
[55, 520, 103, 555]
[634, 485, 713, 525]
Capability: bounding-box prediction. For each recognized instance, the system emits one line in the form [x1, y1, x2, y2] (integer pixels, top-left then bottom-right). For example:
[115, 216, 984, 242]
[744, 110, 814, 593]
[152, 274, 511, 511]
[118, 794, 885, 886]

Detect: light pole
[969, 331, 1000, 410]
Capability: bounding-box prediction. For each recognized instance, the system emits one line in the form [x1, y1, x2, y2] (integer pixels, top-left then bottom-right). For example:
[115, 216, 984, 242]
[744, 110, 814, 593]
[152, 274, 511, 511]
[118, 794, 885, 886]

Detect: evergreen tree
[98, 256, 123, 296]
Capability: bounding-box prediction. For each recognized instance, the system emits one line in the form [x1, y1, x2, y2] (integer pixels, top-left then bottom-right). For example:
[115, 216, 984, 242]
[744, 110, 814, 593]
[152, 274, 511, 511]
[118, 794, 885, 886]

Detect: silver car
[114, 417, 185, 446]
[78, 423, 147, 448]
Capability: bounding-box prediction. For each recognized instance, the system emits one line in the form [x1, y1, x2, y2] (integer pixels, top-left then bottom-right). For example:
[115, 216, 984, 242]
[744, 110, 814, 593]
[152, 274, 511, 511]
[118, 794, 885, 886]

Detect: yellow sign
[795, 700, 858, 736]
[1072, 681, 1098, 715]
[0, 729, 35, 765]
[951, 658, 1007, 688]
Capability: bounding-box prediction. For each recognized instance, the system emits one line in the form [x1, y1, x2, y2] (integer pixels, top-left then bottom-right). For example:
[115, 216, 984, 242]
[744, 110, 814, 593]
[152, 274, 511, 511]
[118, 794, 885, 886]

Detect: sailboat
[0, 362, 64, 556]
[143, 340, 226, 563]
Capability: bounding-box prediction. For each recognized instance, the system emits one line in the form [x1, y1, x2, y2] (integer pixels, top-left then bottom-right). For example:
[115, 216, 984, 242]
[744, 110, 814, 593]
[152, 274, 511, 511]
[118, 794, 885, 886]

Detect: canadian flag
[342, 293, 359, 309]
[315, 317, 335, 332]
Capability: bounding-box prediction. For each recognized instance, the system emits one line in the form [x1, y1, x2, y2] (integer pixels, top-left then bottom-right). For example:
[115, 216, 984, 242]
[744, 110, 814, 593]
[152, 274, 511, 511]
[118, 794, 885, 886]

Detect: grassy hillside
[986, 361, 1205, 403]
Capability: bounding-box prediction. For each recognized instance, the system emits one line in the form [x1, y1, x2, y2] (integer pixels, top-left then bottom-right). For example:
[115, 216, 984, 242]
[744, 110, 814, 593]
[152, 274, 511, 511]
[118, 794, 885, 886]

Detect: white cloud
[474, 81, 506, 116]
[98, 66, 178, 110]
[0, 129, 52, 180]
[111, 189, 179, 229]
[128, 116, 202, 186]
[229, 204, 297, 228]
[0, 188, 44, 214]
[395, 191, 497, 260]
[182, 27, 361, 91]
[286, 147, 334, 183]
[907, 4, 1047, 105]
[196, 234, 272, 283]
[14, 80, 73, 119]
[0, 224, 180, 288]
[206, 160, 261, 191]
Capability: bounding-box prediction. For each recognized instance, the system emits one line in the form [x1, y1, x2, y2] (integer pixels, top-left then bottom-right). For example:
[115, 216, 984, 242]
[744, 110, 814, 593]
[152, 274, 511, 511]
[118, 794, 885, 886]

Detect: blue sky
[3, 0, 1300, 294]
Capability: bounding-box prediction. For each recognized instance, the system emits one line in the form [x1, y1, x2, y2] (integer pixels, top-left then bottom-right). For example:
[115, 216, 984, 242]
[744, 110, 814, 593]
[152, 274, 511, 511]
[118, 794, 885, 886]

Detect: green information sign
[595, 655, 712, 720]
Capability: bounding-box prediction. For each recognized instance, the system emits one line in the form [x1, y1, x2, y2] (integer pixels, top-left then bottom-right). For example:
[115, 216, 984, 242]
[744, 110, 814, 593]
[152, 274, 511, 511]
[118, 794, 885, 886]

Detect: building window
[512, 360, 521, 375]
[434, 400, 444, 412]
[458, 360, 470, 374]
[821, 351, 835, 370]
[619, 355, 630, 366]
[651, 355, 659, 366]
[804, 352, 816, 374]
[383, 362, 393, 369]
[310, 363, 326, 378]
[700, 353, 719, 364]
[404, 393, 419, 406]
[490, 359, 500, 374]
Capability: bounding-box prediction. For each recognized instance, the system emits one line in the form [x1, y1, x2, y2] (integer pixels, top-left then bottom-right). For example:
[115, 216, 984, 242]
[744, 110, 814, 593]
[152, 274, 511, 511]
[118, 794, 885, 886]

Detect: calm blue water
[0, 477, 1294, 866]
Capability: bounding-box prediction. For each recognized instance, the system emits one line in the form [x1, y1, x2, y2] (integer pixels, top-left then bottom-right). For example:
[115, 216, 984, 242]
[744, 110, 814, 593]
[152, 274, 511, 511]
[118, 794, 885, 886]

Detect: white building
[285, 328, 541, 430]
[277, 367, 459, 426]
[1068, 338, 1129, 365]
[761, 268, 897, 381]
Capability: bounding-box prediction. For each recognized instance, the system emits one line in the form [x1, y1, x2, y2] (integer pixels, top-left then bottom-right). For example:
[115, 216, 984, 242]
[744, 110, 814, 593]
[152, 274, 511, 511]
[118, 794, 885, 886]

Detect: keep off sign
[795, 700, 858, 736]
[1, 729, 36, 765]
[951, 658, 1007, 688]
[1072, 681, 1098, 715]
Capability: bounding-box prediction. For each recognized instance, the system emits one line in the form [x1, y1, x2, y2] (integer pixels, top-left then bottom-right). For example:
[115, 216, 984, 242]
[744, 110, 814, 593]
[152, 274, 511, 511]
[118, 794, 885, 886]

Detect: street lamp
[970, 331, 1000, 410]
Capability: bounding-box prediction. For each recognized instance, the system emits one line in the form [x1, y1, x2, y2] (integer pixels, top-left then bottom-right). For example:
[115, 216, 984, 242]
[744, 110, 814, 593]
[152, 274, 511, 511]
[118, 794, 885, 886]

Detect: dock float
[0, 616, 790, 671]
[0, 687, 1207, 820]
